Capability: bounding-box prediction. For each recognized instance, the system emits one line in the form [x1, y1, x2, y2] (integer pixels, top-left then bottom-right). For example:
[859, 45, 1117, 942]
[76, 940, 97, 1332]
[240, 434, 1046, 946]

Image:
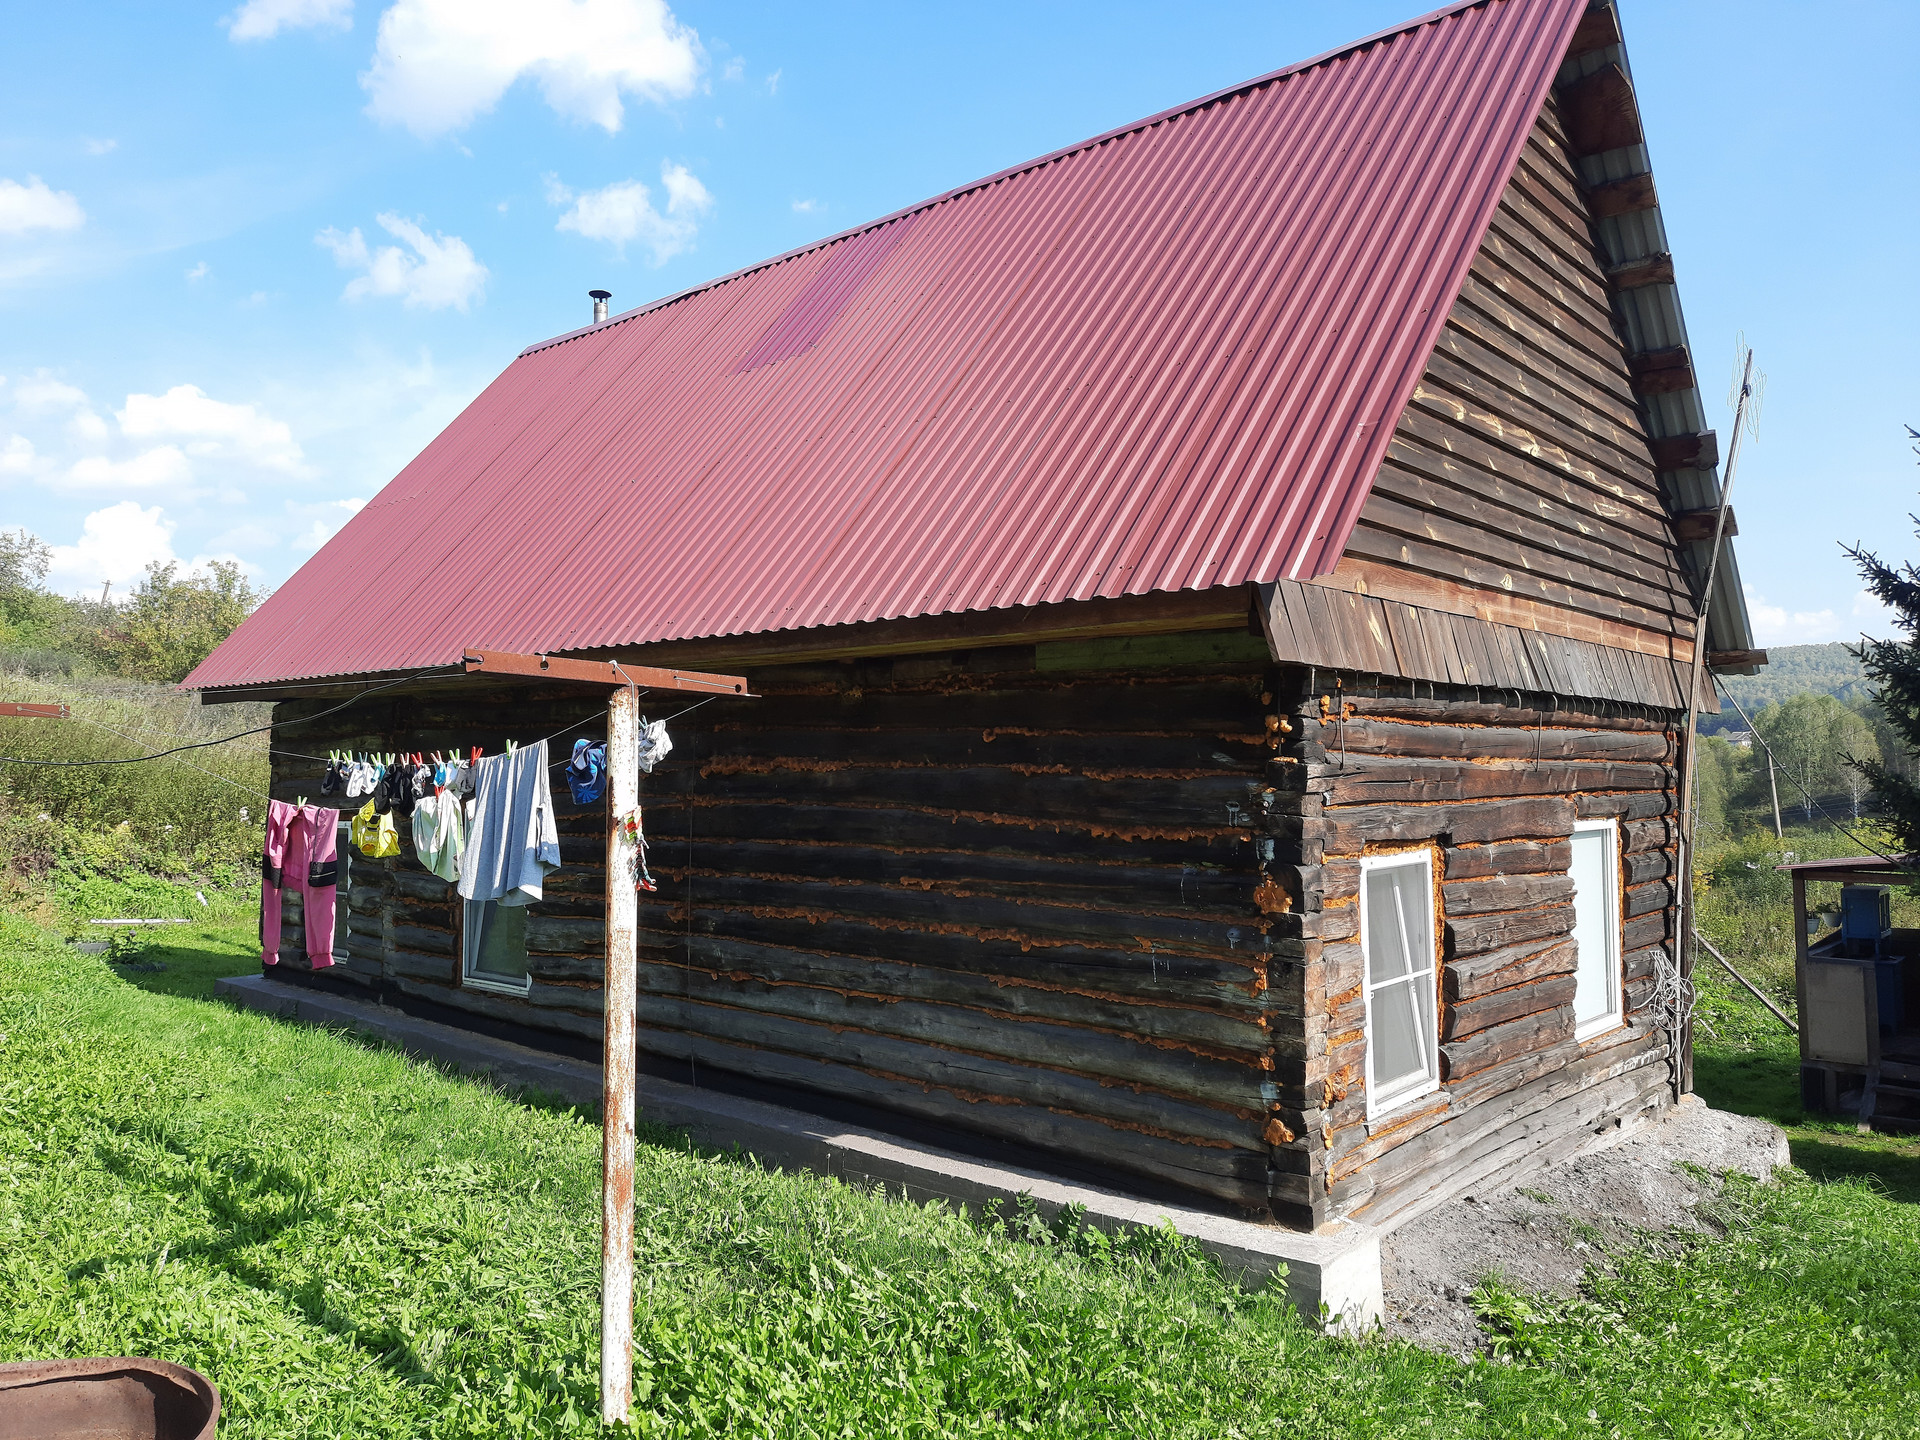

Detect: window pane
[466, 899, 529, 983]
[1372, 977, 1433, 1095]
[1570, 827, 1618, 1032]
[1365, 861, 1430, 983]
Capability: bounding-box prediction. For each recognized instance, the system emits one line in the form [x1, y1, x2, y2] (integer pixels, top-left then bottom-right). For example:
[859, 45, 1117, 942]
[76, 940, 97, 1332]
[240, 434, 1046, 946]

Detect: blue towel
[567, 738, 607, 804]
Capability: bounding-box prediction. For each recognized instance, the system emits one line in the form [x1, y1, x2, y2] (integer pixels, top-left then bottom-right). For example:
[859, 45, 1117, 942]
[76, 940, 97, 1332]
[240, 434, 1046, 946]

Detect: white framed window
[462, 899, 532, 995]
[1569, 818, 1623, 1040]
[1360, 851, 1440, 1119]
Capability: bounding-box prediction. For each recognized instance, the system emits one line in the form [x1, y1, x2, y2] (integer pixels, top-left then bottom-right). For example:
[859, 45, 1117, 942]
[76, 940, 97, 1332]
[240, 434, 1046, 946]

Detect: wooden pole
[1767, 752, 1784, 838]
[1674, 348, 1755, 1098]
[601, 685, 639, 1426]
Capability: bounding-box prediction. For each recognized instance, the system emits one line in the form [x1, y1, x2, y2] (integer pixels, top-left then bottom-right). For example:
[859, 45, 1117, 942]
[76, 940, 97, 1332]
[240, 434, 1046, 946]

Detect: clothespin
[506, 738, 517, 755]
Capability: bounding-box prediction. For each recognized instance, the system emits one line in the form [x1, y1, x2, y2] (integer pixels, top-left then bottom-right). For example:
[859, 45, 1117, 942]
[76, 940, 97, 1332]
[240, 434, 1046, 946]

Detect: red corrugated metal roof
[188, 0, 1587, 691]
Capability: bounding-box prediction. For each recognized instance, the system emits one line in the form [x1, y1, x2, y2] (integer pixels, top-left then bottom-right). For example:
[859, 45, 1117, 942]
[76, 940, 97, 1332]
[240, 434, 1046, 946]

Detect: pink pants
[262, 800, 339, 968]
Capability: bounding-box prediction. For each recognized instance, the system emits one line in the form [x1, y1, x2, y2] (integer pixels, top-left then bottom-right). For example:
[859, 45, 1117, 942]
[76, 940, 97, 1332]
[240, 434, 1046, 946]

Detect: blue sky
[2, 0, 1915, 648]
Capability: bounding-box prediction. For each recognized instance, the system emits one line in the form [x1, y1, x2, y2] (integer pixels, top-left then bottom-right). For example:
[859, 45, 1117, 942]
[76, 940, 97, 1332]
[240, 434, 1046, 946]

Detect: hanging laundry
[261, 800, 338, 968]
[567, 738, 607, 803]
[636, 718, 673, 774]
[345, 759, 377, 799]
[320, 759, 344, 797]
[458, 739, 560, 907]
[411, 786, 465, 882]
[351, 798, 400, 858]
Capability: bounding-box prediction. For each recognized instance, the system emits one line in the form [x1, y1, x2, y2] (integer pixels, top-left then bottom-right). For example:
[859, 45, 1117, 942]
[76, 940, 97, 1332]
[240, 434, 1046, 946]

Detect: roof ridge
[517, 0, 1503, 359]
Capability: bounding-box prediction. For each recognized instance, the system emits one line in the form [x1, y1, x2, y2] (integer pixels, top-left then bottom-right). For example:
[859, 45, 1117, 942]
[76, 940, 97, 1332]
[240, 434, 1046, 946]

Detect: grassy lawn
[3, 913, 1919, 1438]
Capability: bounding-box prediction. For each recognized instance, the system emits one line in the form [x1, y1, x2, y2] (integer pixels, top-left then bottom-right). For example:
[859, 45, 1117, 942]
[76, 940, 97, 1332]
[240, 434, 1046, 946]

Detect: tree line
[1694, 689, 1911, 837]
[0, 528, 265, 686]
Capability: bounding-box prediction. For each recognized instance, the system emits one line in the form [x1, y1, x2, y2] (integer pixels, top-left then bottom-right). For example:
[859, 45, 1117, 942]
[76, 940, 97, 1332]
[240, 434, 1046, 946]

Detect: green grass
[4, 913, 1920, 1438]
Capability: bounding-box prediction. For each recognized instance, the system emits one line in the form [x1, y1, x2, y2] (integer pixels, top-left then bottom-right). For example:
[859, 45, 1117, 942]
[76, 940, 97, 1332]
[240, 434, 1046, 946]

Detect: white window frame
[1359, 850, 1441, 1120]
[461, 897, 533, 996]
[1569, 817, 1624, 1041]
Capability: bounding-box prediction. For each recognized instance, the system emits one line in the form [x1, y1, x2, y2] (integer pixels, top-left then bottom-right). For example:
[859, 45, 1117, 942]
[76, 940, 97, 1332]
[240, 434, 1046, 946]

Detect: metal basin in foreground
[0, 1357, 219, 1440]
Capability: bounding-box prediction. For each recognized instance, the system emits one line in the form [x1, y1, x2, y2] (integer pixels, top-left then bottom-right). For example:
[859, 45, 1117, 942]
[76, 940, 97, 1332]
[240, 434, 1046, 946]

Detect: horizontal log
[1328, 691, 1677, 733]
[1623, 910, 1668, 951]
[1443, 839, 1572, 881]
[1708, 649, 1768, 671]
[1445, 904, 1574, 958]
[388, 869, 454, 902]
[672, 839, 1255, 914]
[1314, 755, 1670, 806]
[387, 947, 456, 983]
[1323, 797, 1577, 853]
[1445, 935, 1577, 1002]
[633, 1025, 1269, 1209]
[635, 997, 1271, 1154]
[1442, 872, 1576, 916]
[640, 969, 1274, 1122]
[1446, 973, 1577, 1041]
[527, 953, 606, 984]
[640, 908, 1273, 1010]
[526, 914, 605, 956]
[656, 872, 1266, 961]
[1561, 63, 1641, 155]
[391, 922, 453, 955]
[1625, 878, 1676, 919]
[1320, 717, 1671, 765]
[652, 936, 1287, 1045]
[1440, 1003, 1575, 1080]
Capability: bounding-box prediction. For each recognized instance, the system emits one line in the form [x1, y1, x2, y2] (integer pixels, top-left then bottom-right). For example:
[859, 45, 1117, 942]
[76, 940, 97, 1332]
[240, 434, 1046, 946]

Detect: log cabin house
[188, 0, 1764, 1232]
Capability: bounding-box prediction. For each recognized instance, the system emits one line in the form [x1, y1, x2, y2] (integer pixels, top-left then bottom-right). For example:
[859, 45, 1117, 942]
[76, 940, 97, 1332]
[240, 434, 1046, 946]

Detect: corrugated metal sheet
[188, 0, 1589, 692]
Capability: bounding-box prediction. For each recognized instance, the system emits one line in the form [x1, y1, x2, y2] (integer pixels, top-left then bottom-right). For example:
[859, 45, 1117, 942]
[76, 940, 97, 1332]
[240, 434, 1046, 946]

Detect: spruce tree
[1846, 425, 1920, 852]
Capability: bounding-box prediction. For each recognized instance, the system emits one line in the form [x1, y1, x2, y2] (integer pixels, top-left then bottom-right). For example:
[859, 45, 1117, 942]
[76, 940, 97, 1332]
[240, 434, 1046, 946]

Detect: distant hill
[1706, 642, 1872, 731]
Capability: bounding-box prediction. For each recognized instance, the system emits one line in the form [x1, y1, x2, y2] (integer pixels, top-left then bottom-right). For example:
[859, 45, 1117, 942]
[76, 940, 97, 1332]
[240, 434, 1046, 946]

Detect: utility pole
[1767, 749, 1784, 838]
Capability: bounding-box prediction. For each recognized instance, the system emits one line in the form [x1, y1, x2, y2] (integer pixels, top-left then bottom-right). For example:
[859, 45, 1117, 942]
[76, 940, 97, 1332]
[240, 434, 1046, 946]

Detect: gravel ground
[1379, 1097, 1790, 1356]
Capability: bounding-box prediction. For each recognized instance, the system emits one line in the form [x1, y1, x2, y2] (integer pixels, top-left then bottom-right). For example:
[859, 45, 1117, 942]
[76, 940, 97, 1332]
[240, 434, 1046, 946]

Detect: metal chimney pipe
[589, 289, 611, 324]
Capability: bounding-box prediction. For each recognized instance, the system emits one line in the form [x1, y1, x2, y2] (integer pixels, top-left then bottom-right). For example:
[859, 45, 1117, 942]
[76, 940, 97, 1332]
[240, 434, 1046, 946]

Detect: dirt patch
[1379, 1097, 1789, 1357]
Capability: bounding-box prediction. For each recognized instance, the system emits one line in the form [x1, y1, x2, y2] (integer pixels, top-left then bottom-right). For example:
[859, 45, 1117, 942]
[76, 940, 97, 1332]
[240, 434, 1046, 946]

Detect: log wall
[1263, 674, 1680, 1228]
[261, 635, 1684, 1230]
[1338, 96, 1695, 661]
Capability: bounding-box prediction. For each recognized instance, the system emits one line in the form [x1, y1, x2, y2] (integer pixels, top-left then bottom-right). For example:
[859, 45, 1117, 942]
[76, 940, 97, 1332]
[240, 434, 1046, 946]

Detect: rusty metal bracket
[0, 702, 71, 718]
[461, 648, 753, 696]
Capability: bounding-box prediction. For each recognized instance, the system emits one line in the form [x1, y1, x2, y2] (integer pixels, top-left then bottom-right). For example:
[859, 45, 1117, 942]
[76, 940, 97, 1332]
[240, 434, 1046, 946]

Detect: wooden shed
[189, 0, 1762, 1232]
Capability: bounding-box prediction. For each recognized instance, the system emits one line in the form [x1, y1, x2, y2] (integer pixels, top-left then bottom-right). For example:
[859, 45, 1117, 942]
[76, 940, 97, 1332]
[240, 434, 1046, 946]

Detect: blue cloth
[567, 738, 607, 803]
[458, 742, 560, 907]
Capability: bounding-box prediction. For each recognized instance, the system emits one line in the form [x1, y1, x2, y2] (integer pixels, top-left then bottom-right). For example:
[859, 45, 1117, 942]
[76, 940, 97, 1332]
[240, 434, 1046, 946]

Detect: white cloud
[84, 138, 118, 156]
[765, 68, 780, 96]
[227, 0, 353, 40]
[46, 502, 177, 589]
[550, 162, 711, 264]
[721, 56, 742, 82]
[0, 434, 45, 478]
[317, 213, 487, 309]
[69, 411, 109, 443]
[791, 198, 818, 214]
[118, 384, 303, 471]
[362, 0, 702, 138]
[291, 496, 367, 552]
[9, 373, 89, 414]
[186, 260, 209, 282]
[63, 446, 194, 491]
[1852, 589, 1901, 639]
[0, 176, 85, 235]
